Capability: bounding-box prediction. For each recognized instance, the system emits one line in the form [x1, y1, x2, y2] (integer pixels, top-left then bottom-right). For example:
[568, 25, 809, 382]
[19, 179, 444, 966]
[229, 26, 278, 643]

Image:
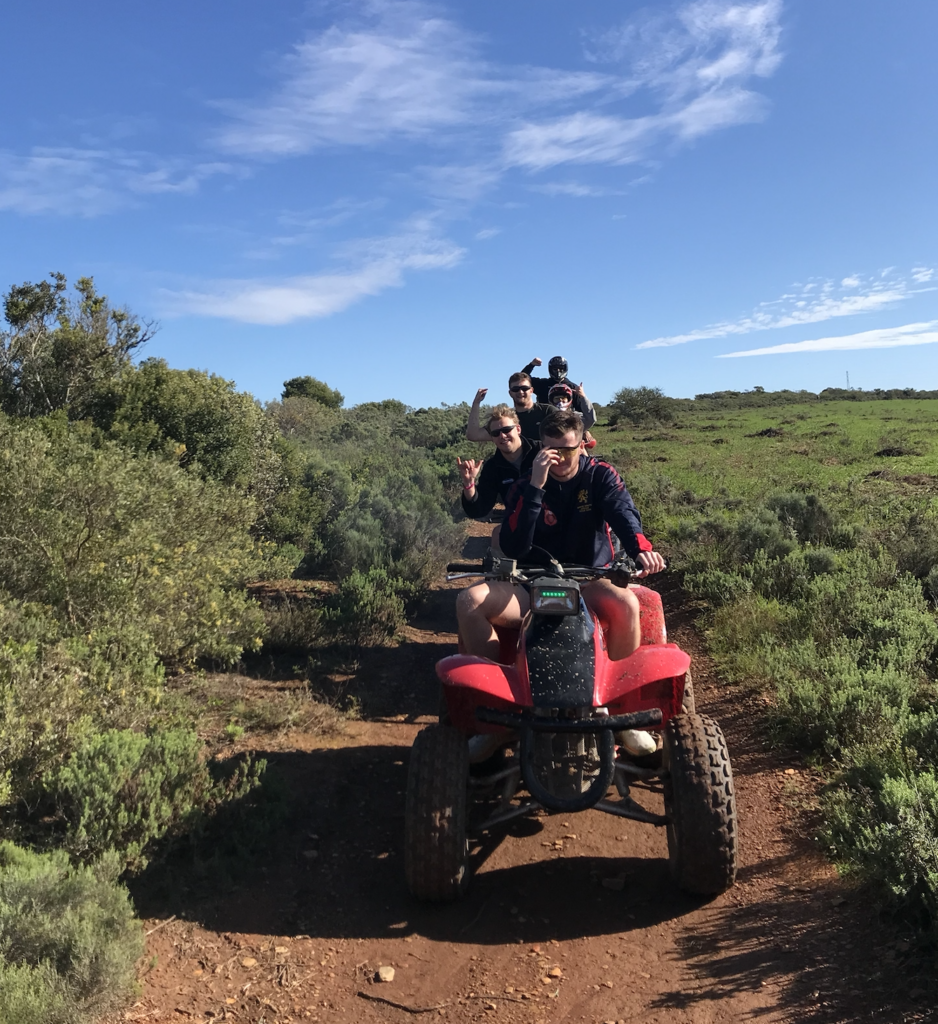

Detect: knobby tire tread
[664, 713, 737, 895]
[404, 725, 469, 901]
[681, 669, 696, 715]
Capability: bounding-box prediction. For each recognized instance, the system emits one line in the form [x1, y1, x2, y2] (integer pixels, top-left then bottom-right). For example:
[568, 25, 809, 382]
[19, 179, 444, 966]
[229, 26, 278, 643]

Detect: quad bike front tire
[681, 670, 696, 714]
[404, 724, 470, 901]
[663, 713, 737, 895]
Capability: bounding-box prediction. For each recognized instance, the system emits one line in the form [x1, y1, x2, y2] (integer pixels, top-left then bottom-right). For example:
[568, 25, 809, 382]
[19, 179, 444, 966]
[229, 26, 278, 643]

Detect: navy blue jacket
[500, 456, 653, 566]
[461, 437, 540, 519]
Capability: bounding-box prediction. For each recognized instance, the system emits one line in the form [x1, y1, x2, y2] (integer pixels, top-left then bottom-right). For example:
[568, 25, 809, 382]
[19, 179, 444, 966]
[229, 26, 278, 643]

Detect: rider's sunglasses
[509, 385, 532, 393]
[488, 425, 516, 437]
[550, 446, 581, 460]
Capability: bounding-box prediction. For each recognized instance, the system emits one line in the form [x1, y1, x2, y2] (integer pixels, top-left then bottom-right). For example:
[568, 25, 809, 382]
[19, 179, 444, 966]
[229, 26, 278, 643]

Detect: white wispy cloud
[217, 0, 783, 185]
[161, 217, 464, 324]
[720, 321, 938, 357]
[637, 268, 935, 349]
[504, 0, 782, 170]
[0, 147, 238, 217]
[474, 227, 500, 240]
[530, 181, 625, 198]
[216, 0, 608, 156]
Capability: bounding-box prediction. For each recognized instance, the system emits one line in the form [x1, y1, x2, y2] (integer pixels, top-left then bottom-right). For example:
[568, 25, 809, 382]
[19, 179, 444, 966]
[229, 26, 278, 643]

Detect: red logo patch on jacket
[543, 508, 557, 526]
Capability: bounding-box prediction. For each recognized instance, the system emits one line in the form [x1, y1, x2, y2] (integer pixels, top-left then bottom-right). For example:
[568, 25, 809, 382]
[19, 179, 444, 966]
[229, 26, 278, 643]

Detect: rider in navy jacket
[500, 454, 653, 566]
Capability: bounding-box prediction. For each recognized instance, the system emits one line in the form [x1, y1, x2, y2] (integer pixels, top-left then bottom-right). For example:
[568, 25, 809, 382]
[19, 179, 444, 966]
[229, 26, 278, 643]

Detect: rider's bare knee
[457, 583, 488, 619]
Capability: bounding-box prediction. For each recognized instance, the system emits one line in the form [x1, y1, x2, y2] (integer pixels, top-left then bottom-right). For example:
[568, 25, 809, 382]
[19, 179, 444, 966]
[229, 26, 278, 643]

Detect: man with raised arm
[522, 355, 594, 413]
[466, 373, 551, 444]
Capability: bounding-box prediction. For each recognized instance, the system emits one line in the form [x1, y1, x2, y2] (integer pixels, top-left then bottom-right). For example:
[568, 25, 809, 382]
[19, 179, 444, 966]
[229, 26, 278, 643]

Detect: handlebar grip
[446, 562, 484, 572]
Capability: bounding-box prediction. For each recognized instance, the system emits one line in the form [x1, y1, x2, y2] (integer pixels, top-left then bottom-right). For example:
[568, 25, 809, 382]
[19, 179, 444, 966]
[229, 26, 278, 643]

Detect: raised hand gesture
[457, 457, 483, 493]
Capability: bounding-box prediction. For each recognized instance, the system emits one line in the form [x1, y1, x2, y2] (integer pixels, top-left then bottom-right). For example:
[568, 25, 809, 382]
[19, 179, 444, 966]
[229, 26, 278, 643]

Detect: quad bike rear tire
[404, 725, 470, 901]
[663, 713, 737, 895]
[681, 670, 696, 714]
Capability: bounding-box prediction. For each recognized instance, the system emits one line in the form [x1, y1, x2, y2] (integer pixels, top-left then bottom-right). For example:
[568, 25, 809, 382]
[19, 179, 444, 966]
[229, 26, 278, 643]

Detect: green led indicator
[540, 590, 568, 597]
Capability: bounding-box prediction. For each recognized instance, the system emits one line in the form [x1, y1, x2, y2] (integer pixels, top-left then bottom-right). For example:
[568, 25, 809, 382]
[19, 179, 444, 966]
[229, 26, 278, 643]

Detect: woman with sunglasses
[458, 405, 540, 521]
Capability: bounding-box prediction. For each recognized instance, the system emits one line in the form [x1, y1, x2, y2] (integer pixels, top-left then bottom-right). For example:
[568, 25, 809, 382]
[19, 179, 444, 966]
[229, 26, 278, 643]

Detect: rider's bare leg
[583, 579, 641, 660]
[456, 580, 530, 661]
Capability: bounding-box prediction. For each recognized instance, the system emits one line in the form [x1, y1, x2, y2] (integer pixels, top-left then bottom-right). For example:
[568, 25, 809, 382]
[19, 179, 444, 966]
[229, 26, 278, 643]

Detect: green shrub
[684, 568, 752, 607]
[607, 386, 676, 426]
[261, 596, 323, 653]
[823, 769, 938, 928]
[101, 358, 278, 490]
[281, 375, 344, 409]
[44, 728, 264, 870]
[321, 568, 407, 646]
[765, 492, 837, 546]
[0, 841, 142, 1024]
[0, 415, 264, 666]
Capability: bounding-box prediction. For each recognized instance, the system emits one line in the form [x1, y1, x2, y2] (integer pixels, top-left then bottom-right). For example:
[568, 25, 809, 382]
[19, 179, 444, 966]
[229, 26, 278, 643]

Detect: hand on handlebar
[635, 550, 666, 578]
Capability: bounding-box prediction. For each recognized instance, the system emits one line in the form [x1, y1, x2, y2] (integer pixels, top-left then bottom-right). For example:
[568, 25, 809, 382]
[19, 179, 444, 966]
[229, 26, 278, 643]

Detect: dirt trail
[126, 559, 933, 1024]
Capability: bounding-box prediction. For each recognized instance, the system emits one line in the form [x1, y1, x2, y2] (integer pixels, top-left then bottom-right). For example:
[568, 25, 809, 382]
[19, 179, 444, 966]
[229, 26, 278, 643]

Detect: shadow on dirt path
[125, 561, 935, 1024]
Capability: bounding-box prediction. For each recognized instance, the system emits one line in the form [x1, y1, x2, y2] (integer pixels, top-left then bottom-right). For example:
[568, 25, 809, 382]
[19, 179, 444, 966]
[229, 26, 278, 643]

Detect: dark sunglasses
[509, 385, 532, 393]
[488, 425, 516, 437]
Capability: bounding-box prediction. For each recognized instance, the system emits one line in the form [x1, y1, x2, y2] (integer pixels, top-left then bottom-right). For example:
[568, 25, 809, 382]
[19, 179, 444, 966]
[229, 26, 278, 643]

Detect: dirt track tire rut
[664, 712, 737, 895]
[404, 724, 470, 902]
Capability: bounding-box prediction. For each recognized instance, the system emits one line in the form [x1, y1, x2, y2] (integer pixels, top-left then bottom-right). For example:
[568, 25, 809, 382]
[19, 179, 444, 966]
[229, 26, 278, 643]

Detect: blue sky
[1, 0, 936, 407]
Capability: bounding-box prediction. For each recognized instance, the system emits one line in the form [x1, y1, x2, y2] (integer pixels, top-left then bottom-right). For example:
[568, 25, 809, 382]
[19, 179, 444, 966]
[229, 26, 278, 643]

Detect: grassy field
[592, 397, 938, 938]
[598, 398, 938, 509]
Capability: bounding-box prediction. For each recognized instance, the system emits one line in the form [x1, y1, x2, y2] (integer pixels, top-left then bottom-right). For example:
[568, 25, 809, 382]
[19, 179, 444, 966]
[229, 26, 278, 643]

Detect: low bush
[321, 567, 407, 646]
[823, 768, 938, 930]
[0, 415, 265, 668]
[0, 841, 142, 1024]
[44, 728, 264, 870]
[261, 595, 324, 653]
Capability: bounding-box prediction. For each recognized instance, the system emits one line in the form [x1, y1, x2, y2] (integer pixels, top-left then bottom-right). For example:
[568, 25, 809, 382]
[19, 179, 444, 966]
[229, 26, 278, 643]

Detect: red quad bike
[404, 554, 738, 902]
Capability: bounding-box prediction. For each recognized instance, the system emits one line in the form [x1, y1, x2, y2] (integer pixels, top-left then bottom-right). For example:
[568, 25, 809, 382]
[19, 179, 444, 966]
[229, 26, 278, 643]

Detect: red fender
[437, 655, 529, 735]
[596, 643, 691, 722]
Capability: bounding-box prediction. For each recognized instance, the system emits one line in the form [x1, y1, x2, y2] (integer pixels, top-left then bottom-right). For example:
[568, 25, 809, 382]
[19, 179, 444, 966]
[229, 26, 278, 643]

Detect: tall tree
[0, 273, 155, 418]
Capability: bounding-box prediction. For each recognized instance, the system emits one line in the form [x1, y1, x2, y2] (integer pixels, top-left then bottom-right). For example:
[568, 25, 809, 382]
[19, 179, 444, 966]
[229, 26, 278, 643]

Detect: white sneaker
[468, 734, 503, 764]
[617, 729, 658, 757]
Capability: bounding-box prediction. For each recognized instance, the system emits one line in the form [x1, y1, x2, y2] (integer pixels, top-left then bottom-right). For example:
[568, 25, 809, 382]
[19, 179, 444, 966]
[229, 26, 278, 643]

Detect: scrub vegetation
[595, 391, 938, 935]
[2, 271, 937, 1016]
[0, 274, 469, 1019]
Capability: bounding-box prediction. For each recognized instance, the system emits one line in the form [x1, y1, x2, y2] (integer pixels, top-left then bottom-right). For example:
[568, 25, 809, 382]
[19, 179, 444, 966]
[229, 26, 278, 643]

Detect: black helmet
[548, 355, 568, 380]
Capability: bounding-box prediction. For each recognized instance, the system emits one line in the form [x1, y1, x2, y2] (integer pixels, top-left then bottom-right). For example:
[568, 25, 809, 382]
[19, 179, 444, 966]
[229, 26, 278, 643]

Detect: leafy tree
[0, 274, 154, 419]
[608, 385, 676, 426]
[0, 415, 264, 666]
[101, 358, 279, 491]
[282, 375, 344, 409]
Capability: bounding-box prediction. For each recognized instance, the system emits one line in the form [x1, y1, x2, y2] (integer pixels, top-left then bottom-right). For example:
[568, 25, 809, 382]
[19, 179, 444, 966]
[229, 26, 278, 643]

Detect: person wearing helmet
[547, 381, 595, 429]
[522, 355, 595, 424]
[521, 355, 576, 402]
